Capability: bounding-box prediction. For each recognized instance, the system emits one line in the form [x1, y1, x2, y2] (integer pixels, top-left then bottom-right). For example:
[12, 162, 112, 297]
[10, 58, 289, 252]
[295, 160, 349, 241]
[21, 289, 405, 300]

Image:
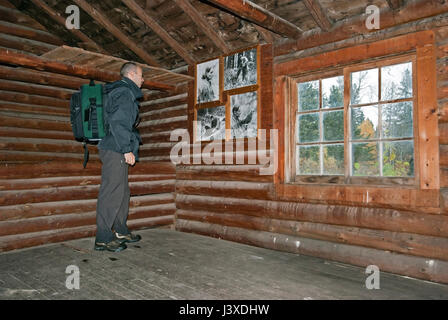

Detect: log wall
[175, 20, 448, 284]
[0, 6, 182, 251]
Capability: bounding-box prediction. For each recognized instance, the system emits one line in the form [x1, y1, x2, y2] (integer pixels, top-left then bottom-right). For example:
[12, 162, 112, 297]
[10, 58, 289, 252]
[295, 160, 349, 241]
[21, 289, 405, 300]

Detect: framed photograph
[196, 58, 221, 104]
[196, 105, 226, 141]
[230, 91, 258, 139]
[224, 47, 258, 91]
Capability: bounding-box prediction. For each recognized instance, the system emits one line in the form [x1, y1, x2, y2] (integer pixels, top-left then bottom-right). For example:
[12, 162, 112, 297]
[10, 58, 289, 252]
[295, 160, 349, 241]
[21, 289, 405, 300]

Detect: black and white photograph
[196, 105, 226, 141]
[231, 91, 258, 139]
[196, 58, 220, 104]
[224, 48, 257, 91]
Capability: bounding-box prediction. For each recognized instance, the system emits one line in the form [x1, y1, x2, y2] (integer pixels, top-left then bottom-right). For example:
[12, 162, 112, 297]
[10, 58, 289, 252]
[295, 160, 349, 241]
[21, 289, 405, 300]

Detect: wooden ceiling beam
[121, 0, 196, 66]
[72, 0, 161, 67]
[204, 0, 302, 39]
[275, 0, 448, 57]
[0, 48, 175, 91]
[254, 25, 275, 44]
[29, 0, 107, 54]
[386, 0, 403, 10]
[303, 0, 333, 31]
[173, 0, 231, 54]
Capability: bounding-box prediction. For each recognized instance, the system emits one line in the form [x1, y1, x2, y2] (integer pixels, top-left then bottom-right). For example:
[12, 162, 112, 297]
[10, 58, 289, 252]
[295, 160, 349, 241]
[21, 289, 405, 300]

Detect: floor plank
[0, 228, 447, 300]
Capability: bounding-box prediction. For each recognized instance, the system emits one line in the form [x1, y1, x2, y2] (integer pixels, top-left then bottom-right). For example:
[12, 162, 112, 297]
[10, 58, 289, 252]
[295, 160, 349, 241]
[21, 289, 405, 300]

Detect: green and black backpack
[70, 80, 109, 167]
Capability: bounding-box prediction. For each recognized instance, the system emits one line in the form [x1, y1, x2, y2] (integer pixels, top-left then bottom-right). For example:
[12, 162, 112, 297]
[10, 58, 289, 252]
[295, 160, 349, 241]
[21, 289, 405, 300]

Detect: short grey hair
[120, 62, 139, 77]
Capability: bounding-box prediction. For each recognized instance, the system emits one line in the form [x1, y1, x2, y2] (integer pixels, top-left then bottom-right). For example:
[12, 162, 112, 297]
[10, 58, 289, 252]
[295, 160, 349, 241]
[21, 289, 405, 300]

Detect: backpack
[70, 80, 109, 168]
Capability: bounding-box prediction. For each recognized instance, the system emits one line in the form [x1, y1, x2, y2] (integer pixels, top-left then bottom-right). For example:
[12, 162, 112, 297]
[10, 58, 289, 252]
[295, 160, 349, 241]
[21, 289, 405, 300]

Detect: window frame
[273, 31, 439, 213]
[292, 54, 418, 186]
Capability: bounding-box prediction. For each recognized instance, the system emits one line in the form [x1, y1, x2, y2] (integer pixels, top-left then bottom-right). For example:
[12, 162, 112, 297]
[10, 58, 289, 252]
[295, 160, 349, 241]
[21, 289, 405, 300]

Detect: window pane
[382, 102, 413, 139]
[297, 145, 320, 175]
[323, 144, 344, 175]
[298, 80, 319, 111]
[298, 113, 320, 143]
[350, 68, 378, 105]
[323, 110, 344, 141]
[352, 142, 379, 176]
[383, 141, 414, 177]
[381, 62, 412, 101]
[351, 106, 378, 140]
[322, 76, 344, 109]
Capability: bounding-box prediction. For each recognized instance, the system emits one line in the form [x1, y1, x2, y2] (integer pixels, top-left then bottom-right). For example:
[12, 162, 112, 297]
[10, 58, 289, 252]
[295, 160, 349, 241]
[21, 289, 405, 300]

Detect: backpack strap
[82, 142, 89, 168]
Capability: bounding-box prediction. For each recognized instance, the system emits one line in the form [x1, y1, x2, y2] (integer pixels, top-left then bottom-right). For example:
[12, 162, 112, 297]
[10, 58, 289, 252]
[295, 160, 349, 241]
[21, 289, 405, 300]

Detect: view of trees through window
[296, 61, 414, 178]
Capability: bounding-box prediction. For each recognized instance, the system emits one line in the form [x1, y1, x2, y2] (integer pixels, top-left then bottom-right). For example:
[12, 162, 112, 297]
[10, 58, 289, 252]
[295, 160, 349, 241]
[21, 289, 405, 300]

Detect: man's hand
[124, 152, 135, 166]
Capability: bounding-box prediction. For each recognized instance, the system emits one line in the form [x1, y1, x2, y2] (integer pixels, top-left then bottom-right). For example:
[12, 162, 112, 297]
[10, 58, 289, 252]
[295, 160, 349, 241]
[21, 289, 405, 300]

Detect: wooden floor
[1, 228, 448, 300]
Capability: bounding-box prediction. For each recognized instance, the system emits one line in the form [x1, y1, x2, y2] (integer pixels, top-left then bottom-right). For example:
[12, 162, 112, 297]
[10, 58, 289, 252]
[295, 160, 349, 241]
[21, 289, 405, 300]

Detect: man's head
[120, 62, 144, 88]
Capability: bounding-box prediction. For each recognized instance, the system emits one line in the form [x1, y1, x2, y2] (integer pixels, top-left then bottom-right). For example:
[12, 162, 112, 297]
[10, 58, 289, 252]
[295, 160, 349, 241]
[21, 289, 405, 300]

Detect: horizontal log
[0, 79, 74, 100]
[139, 119, 188, 134]
[0, 101, 70, 116]
[0, 161, 175, 179]
[0, 126, 74, 141]
[176, 164, 274, 182]
[0, 114, 71, 131]
[0, 225, 96, 252]
[175, 194, 448, 238]
[0, 150, 97, 163]
[175, 220, 448, 284]
[440, 145, 448, 166]
[140, 105, 187, 122]
[0, 203, 176, 237]
[441, 168, 448, 188]
[0, 48, 175, 91]
[175, 180, 273, 200]
[0, 138, 93, 155]
[141, 131, 174, 144]
[0, 65, 88, 90]
[140, 96, 188, 113]
[0, 174, 175, 191]
[0, 194, 174, 222]
[0, 20, 63, 46]
[0, 180, 175, 206]
[438, 101, 448, 124]
[0, 216, 172, 252]
[177, 209, 448, 261]
[0, 90, 69, 108]
[439, 85, 448, 100]
[0, 33, 56, 55]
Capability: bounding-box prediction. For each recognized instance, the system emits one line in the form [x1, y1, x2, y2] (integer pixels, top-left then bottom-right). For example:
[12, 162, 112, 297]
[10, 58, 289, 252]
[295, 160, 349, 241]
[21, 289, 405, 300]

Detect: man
[94, 62, 144, 252]
[231, 105, 254, 138]
[234, 55, 248, 85]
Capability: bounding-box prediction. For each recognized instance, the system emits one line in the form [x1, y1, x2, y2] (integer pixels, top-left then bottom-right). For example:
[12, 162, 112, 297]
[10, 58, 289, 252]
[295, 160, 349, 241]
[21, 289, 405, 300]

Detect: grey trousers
[95, 149, 130, 243]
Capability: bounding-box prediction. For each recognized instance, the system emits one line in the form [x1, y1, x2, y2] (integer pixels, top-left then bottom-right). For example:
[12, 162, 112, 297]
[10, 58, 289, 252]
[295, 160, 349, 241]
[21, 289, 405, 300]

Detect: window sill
[273, 182, 441, 214]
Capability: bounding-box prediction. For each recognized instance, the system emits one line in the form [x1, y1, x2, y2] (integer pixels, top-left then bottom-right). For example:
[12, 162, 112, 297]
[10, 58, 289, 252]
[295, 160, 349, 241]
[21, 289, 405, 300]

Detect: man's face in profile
[130, 66, 144, 88]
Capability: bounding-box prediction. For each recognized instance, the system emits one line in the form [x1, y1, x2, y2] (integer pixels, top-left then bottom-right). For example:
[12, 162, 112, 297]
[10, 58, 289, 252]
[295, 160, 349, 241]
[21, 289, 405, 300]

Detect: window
[294, 57, 416, 184]
[296, 76, 344, 175]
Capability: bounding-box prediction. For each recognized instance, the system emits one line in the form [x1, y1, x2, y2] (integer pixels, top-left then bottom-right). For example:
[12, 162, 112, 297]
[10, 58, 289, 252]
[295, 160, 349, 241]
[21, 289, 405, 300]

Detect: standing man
[94, 62, 144, 252]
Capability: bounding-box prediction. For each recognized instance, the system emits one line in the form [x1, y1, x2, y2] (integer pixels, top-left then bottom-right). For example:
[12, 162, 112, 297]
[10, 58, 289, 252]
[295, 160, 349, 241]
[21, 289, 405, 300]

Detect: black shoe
[115, 232, 141, 243]
[94, 239, 127, 252]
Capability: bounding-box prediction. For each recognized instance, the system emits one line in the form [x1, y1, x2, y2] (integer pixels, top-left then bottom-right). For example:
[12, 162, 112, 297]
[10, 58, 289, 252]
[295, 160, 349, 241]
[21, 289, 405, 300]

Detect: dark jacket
[98, 77, 143, 161]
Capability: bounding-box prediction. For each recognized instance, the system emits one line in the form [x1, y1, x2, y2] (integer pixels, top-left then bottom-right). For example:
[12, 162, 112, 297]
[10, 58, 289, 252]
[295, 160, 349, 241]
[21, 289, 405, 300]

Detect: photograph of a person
[224, 47, 257, 91]
[196, 105, 226, 141]
[230, 91, 258, 139]
[196, 58, 220, 104]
